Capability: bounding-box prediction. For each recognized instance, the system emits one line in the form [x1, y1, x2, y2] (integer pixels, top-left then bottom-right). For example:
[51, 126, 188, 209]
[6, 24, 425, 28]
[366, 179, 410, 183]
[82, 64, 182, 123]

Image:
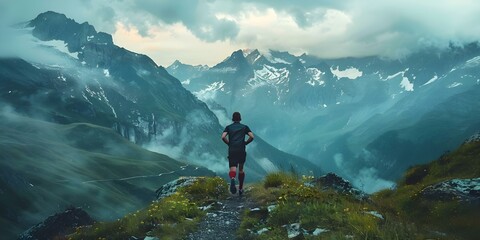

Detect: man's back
[224, 122, 251, 151]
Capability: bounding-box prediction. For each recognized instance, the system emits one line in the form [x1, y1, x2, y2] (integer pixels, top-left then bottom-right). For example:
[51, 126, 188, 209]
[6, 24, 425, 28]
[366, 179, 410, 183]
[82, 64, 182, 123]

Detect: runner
[221, 112, 254, 195]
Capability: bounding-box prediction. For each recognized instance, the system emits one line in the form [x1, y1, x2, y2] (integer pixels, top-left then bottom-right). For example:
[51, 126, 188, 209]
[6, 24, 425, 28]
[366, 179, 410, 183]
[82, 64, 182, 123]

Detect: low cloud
[145, 126, 226, 174]
[0, 26, 73, 66]
[257, 157, 279, 173]
[353, 167, 396, 194]
[4, 1, 480, 66]
[333, 152, 395, 194]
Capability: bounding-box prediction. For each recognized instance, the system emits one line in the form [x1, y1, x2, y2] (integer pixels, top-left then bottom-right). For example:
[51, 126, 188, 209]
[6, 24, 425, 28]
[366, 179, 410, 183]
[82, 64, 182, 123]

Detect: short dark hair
[232, 112, 241, 122]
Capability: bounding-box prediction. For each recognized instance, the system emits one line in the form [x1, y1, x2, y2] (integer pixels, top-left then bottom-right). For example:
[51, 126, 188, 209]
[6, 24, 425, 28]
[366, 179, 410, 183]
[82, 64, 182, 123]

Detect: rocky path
[187, 195, 254, 240]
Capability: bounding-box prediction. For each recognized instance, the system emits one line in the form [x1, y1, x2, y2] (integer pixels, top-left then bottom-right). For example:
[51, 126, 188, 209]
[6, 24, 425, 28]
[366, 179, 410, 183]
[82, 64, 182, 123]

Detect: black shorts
[228, 150, 246, 167]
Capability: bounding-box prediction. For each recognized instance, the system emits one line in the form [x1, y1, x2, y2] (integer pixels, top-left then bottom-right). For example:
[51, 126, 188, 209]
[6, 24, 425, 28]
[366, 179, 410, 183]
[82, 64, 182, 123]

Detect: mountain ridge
[168, 44, 480, 189]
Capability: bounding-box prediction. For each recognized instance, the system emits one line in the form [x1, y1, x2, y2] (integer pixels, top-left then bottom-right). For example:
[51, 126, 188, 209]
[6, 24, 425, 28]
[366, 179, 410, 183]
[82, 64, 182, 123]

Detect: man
[221, 112, 254, 195]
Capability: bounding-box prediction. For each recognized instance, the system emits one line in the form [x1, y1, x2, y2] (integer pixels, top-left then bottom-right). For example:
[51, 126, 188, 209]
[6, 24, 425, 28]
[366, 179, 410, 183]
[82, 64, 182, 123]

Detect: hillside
[29, 139, 479, 239]
[373, 137, 480, 239]
[0, 112, 214, 239]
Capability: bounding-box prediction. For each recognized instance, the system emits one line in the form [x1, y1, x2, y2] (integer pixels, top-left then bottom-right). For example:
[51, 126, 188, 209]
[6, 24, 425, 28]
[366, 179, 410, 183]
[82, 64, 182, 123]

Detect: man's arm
[221, 132, 229, 145]
[245, 132, 254, 145]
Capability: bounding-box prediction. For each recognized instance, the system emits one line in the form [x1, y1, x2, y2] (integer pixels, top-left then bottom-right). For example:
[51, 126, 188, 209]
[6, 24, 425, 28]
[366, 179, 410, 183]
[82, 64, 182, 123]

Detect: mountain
[1, 11, 320, 176]
[166, 60, 208, 85]
[169, 46, 480, 190]
[0, 11, 322, 238]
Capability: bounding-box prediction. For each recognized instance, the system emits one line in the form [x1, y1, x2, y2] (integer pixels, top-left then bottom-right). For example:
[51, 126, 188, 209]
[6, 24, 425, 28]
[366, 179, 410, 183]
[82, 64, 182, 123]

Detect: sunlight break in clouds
[113, 22, 240, 67]
[4, 0, 480, 66]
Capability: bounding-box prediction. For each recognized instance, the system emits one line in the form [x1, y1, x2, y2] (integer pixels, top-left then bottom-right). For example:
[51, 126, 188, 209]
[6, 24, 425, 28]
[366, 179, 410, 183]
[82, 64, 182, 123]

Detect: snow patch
[465, 56, 480, 68]
[383, 68, 409, 81]
[448, 82, 463, 88]
[87, 35, 94, 41]
[194, 81, 225, 101]
[306, 68, 325, 86]
[57, 74, 66, 82]
[103, 69, 110, 77]
[252, 54, 262, 63]
[400, 77, 414, 91]
[181, 79, 191, 85]
[84, 82, 117, 118]
[331, 66, 362, 80]
[249, 65, 290, 88]
[422, 75, 438, 86]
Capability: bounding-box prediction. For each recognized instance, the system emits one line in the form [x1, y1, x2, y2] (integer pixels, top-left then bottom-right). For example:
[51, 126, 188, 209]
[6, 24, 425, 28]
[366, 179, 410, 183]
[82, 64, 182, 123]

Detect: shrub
[264, 172, 297, 188]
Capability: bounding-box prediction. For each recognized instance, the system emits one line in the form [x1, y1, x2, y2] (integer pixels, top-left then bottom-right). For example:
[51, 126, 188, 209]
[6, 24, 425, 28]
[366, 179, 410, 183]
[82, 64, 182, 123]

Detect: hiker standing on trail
[221, 112, 254, 195]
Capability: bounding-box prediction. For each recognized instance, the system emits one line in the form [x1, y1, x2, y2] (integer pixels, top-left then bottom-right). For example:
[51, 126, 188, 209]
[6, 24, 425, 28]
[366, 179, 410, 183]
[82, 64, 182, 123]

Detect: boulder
[18, 207, 94, 240]
[311, 173, 368, 200]
[155, 176, 200, 199]
[421, 178, 480, 203]
[464, 132, 480, 144]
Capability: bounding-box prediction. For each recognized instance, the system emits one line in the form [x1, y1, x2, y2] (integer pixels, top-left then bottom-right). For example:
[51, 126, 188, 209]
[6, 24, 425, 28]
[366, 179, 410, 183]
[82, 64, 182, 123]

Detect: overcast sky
[2, 0, 480, 66]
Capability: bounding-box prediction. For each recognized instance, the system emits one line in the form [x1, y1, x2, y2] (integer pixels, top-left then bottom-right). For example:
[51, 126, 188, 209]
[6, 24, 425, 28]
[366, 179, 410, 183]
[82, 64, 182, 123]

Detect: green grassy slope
[0, 113, 214, 239]
[58, 138, 480, 240]
[70, 177, 228, 239]
[373, 140, 480, 239]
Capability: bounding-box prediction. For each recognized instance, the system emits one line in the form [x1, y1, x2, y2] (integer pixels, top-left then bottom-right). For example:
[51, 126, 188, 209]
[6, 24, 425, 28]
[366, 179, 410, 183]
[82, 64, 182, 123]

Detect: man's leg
[228, 155, 237, 194]
[238, 163, 245, 190]
[229, 166, 237, 179]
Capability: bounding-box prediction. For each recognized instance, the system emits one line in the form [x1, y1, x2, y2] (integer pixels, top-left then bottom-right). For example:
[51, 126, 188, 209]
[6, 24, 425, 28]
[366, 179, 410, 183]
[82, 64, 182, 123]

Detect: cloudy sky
[2, 0, 480, 66]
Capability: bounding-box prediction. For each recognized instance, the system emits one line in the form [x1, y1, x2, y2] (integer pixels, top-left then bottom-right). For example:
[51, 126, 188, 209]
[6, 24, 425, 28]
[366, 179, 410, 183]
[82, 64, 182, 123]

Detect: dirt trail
[187, 195, 254, 240]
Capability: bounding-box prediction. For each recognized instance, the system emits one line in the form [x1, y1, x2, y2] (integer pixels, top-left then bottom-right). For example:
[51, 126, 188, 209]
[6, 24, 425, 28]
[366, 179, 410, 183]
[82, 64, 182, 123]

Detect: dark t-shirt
[223, 122, 252, 152]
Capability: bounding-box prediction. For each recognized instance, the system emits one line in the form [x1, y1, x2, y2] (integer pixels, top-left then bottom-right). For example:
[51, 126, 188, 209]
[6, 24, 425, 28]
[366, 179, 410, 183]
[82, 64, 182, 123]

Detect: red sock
[229, 171, 236, 179]
[239, 172, 245, 189]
